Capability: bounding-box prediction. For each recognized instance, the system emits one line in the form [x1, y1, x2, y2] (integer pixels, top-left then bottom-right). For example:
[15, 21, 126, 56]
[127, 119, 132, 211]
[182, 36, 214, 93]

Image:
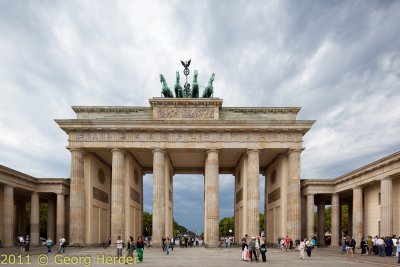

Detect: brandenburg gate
[55, 97, 314, 247]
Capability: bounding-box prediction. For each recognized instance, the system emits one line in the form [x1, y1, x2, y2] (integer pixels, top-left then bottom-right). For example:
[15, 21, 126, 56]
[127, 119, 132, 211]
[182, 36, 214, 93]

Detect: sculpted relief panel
[70, 131, 302, 143]
[156, 107, 215, 119]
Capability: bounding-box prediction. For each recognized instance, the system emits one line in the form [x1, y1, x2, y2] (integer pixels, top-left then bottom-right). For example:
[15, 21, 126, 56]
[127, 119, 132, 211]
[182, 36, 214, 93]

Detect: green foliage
[219, 213, 265, 236]
[143, 211, 152, 237]
[173, 219, 196, 236]
[219, 217, 234, 236]
[260, 213, 264, 232]
[142, 211, 195, 237]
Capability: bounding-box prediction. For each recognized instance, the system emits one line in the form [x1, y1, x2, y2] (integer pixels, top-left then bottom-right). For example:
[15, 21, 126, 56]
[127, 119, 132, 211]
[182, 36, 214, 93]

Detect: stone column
[247, 149, 260, 238]
[352, 187, 363, 244]
[380, 177, 393, 237]
[111, 148, 126, 243]
[3, 185, 14, 247]
[56, 193, 65, 240]
[306, 194, 314, 239]
[204, 149, 219, 247]
[152, 148, 166, 246]
[331, 194, 340, 246]
[47, 197, 55, 240]
[69, 148, 85, 245]
[317, 202, 325, 246]
[30, 192, 40, 245]
[287, 149, 302, 240]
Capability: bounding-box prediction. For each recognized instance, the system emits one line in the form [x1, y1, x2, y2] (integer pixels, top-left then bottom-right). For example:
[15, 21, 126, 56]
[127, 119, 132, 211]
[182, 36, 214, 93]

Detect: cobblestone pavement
[1, 246, 398, 266]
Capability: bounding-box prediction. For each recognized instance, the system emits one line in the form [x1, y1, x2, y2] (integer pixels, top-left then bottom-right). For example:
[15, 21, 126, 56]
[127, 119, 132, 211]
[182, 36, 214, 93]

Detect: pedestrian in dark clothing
[260, 240, 267, 262]
[249, 237, 258, 262]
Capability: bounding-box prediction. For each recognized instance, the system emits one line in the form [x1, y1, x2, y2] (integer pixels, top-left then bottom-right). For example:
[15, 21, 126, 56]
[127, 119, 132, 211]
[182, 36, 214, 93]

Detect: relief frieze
[71, 131, 301, 143]
[156, 107, 215, 119]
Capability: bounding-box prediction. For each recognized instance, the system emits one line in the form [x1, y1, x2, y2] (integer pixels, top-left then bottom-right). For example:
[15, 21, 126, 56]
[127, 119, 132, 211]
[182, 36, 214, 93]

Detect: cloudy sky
[1, 0, 400, 232]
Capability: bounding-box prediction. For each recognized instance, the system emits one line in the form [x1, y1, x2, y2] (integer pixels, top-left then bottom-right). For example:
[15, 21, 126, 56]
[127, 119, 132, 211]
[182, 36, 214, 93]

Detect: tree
[142, 211, 196, 237]
[219, 217, 234, 236]
[143, 211, 152, 237]
[219, 214, 264, 236]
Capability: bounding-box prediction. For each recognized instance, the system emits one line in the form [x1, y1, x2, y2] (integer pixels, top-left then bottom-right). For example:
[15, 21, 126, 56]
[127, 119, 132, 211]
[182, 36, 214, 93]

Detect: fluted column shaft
[111, 149, 126, 243]
[3, 185, 14, 246]
[352, 187, 363, 244]
[30, 192, 40, 245]
[152, 149, 166, 245]
[56, 193, 65, 240]
[331, 194, 340, 246]
[204, 149, 219, 247]
[69, 148, 85, 245]
[287, 149, 301, 240]
[306, 194, 314, 239]
[380, 177, 393, 236]
[318, 202, 325, 246]
[247, 150, 260, 238]
[47, 197, 55, 240]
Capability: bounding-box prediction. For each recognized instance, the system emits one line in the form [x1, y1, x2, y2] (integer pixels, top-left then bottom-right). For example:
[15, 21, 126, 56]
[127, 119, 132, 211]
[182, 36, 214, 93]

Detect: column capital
[69, 147, 83, 152]
[288, 148, 304, 154]
[111, 148, 126, 154]
[306, 193, 315, 197]
[380, 176, 393, 181]
[206, 149, 220, 155]
[353, 186, 363, 191]
[246, 149, 261, 155]
[152, 148, 166, 154]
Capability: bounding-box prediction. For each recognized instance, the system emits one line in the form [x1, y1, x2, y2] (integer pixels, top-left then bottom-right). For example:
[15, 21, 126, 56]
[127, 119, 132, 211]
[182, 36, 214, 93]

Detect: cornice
[72, 106, 151, 114]
[222, 107, 301, 114]
[332, 151, 400, 184]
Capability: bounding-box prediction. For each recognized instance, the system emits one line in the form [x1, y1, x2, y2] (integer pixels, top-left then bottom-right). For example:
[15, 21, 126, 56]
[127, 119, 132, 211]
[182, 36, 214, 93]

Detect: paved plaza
[1, 246, 399, 267]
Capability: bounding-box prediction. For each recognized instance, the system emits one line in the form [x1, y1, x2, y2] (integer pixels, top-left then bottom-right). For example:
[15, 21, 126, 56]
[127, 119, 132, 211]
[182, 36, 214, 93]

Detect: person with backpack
[127, 236, 135, 258]
[46, 237, 53, 254]
[260, 236, 267, 262]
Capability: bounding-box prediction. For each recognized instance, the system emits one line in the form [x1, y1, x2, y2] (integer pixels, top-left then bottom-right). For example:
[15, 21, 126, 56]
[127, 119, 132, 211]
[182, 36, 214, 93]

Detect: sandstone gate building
[0, 98, 399, 247]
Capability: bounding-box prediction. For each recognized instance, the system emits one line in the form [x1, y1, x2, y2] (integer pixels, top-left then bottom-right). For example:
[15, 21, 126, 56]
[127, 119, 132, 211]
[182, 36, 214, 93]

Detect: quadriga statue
[202, 73, 215, 98]
[174, 71, 184, 98]
[191, 70, 199, 98]
[160, 74, 174, 98]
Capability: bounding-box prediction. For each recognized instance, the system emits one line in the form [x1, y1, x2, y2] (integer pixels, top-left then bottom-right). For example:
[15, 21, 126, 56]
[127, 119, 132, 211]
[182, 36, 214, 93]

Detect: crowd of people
[114, 235, 145, 262]
[240, 235, 267, 262]
[14, 234, 67, 254]
[347, 235, 400, 262]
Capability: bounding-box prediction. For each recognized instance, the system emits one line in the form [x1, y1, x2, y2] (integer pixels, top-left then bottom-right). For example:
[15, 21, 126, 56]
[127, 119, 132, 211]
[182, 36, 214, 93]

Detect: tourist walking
[396, 240, 400, 264]
[165, 237, 170, 255]
[24, 235, 30, 252]
[260, 236, 267, 262]
[136, 236, 144, 262]
[18, 235, 25, 253]
[57, 236, 66, 253]
[377, 237, 385, 257]
[116, 236, 123, 258]
[127, 236, 135, 258]
[345, 236, 354, 259]
[249, 236, 258, 262]
[46, 237, 53, 254]
[305, 238, 312, 257]
[298, 239, 306, 260]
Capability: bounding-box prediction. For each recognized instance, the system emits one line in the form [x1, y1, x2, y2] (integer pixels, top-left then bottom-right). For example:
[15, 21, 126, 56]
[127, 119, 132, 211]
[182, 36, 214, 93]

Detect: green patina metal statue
[191, 70, 199, 98]
[160, 60, 215, 98]
[174, 71, 184, 98]
[202, 73, 215, 98]
[160, 74, 174, 98]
